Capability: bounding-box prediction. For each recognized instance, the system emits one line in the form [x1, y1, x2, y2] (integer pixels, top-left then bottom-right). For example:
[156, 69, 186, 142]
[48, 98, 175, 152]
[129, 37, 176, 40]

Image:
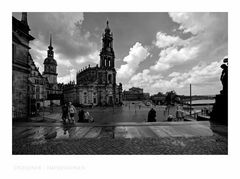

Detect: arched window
[108, 74, 112, 84]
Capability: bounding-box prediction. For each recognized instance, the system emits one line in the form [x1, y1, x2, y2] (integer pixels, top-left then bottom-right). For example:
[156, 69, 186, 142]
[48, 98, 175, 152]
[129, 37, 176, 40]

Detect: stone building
[28, 53, 47, 113]
[150, 92, 166, 105]
[123, 87, 147, 101]
[12, 12, 34, 119]
[63, 21, 123, 106]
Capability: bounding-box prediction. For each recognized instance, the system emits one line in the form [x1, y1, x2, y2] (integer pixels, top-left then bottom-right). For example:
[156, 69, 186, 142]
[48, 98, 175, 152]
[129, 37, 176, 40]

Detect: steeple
[50, 33, 52, 47]
[21, 12, 28, 25]
[100, 20, 115, 69]
[43, 33, 57, 84]
[47, 34, 54, 58]
[105, 19, 111, 34]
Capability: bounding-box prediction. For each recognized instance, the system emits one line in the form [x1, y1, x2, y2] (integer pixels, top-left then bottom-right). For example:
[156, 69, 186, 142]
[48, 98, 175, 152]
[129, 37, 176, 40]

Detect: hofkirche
[63, 21, 123, 106]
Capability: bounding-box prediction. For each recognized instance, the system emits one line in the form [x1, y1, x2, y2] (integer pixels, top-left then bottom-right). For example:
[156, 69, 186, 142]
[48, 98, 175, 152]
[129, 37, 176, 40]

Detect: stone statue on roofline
[220, 57, 228, 95]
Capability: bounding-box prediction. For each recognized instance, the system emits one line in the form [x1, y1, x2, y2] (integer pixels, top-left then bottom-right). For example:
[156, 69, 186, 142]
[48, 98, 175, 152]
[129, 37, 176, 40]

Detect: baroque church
[63, 21, 123, 106]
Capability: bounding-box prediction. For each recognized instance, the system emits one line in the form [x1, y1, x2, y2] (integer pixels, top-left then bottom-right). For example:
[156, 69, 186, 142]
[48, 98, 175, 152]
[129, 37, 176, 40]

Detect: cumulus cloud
[15, 12, 100, 70]
[150, 12, 227, 73]
[128, 60, 223, 95]
[117, 42, 149, 79]
[182, 60, 222, 85]
[151, 46, 199, 71]
[168, 72, 180, 77]
[168, 12, 213, 35]
[154, 32, 183, 48]
[57, 69, 77, 84]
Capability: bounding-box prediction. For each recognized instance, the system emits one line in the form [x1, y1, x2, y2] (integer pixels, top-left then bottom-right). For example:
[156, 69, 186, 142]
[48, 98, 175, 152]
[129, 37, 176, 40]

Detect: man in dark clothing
[78, 109, 85, 123]
[61, 103, 68, 124]
[148, 108, 156, 122]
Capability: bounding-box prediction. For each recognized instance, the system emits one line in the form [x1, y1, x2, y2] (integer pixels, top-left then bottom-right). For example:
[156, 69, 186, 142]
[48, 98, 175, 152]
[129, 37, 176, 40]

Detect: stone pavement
[13, 121, 213, 139]
[13, 134, 227, 154]
[12, 121, 227, 154]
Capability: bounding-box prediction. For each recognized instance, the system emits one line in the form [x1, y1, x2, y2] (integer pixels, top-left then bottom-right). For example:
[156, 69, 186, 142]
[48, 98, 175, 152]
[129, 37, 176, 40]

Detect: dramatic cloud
[128, 59, 222, 95]
[149, 12, 227, 83]
[19, 12, 100, 72]
[154, 32, 183, 48]
[117, 42, 149, 79]
[169, 12, 213, 35]
[168, 12, 228, 59]
[151, 45, 199, 71]
[75, 50, 100, 65]
[58, 69, 77, 84]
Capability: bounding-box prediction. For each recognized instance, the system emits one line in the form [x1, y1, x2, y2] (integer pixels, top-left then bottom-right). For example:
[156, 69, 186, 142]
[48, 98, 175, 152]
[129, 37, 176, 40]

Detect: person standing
[84, 111, 94, 123]
[148, 108, 156, 122]
[68, 102, 76, 124]
[61, 103, 68, 124]
[78, 109, 85, 123]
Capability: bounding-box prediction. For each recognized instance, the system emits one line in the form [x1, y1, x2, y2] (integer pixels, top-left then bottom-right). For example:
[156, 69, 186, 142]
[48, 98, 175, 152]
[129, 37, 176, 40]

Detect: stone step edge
[13, 121, 211, 127]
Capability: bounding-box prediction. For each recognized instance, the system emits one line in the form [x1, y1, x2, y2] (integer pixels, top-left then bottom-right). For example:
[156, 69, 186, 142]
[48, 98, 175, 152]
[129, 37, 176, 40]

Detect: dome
[44, 57, 57, 65]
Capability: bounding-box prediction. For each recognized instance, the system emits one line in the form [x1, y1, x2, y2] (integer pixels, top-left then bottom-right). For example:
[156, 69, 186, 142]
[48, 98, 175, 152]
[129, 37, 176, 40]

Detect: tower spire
[105, 19, 110, 33]
[21, 12, 28, 26]
[47, 34, 54, 58]
[50, 33, 52, 47]
[106, 19, 109, 28]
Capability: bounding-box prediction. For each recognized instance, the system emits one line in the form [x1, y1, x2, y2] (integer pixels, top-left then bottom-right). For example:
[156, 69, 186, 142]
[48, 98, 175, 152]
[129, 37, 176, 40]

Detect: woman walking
[68, 102, 76, 124]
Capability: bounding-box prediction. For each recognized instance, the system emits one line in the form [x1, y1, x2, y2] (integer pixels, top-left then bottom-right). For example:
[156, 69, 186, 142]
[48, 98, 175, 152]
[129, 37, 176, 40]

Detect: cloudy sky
[13, 12, 228, 95]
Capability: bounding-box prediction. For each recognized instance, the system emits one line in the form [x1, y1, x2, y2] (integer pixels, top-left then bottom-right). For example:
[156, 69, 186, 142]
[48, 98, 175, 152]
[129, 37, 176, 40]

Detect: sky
[12, 12, 228, 95]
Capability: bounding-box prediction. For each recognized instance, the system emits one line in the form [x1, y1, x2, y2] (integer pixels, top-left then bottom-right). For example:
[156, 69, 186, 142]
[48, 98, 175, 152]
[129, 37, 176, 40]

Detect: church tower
[100, 20, 115, 69]
[43, 34, 57, 84]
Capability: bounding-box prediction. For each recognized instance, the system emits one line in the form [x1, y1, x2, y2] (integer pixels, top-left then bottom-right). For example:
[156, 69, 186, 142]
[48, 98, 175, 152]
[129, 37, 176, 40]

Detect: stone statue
[220, 58, 228, 95]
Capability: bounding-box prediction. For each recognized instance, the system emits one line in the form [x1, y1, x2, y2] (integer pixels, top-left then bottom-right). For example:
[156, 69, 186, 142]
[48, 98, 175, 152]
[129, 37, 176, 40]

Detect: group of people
[61, 102, 94, 124]
[147, 104, 186, 122]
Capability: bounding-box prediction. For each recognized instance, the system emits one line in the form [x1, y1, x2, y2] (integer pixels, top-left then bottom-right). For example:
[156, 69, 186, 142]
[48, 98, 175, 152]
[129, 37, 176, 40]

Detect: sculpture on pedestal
[210, 57, 228, 125]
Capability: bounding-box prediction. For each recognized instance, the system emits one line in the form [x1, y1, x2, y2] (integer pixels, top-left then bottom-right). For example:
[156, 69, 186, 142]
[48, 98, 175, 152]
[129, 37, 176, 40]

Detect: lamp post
[190, 84, 192, 116]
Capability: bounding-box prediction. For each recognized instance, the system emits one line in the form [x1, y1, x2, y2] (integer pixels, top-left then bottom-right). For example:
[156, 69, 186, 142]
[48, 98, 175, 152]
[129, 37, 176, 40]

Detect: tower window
[108, 74, 112, 84]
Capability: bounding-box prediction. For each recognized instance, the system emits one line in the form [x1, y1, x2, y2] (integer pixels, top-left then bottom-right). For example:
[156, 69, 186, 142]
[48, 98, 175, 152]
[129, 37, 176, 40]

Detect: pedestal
[210, 93, 228, 125]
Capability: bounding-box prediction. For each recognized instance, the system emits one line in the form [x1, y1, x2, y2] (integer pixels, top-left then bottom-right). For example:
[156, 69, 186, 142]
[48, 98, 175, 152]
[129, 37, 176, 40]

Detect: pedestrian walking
[84, 111, 94, 123]
[78, 109, 85, 123]
[68, 102, 76, 124]
[176, 105, 184, 121]
[61, 103, 68, 124]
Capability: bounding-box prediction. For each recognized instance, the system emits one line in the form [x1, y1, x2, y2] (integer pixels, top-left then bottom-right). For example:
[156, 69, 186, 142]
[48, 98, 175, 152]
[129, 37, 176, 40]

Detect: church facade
[63, 21, 123, 106]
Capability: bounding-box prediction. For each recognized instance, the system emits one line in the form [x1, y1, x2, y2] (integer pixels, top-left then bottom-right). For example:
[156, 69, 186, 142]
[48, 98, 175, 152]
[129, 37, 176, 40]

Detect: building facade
[123, 87, 149, 101]
[150, 92, 166, 105]
[28, 53, 47, 112]
[12, 13, 34, 119]
[63, 21, 123, 106]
